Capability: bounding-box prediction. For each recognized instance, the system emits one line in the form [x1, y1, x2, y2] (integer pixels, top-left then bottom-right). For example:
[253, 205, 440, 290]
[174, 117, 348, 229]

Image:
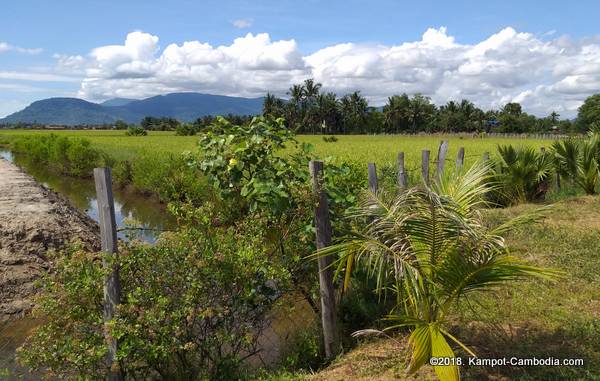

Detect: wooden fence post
[397, 152, 408, 189]
[368, 163, 378, 193]
[422, 150, 430, 185]
[93, 168, 124, 381]
[456, 147, 465, 170]
[309, 161, 337, 360]
[436, 140, 449, 182]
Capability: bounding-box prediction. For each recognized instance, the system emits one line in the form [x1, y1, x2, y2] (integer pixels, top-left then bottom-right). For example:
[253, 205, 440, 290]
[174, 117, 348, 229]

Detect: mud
[0, 157, 99, 322]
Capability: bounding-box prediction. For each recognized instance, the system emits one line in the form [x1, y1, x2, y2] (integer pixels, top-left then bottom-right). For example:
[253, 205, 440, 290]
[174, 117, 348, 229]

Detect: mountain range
[0, 93, 265, 126]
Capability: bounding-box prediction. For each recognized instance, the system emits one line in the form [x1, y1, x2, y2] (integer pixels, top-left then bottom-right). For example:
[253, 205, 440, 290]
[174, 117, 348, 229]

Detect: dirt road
[0, 157, 99, 322]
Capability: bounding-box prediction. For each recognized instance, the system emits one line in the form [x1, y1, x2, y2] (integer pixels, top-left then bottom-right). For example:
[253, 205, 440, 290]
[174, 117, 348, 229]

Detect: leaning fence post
[368, 163, 378, 193]
[397, 152, 408, 189]
[456, 147, 465, 170]
[93, 168, 124, 381]
[422, 150, 430, 185]
[309, 161, 337, 360]
[436, 140, 449, 182]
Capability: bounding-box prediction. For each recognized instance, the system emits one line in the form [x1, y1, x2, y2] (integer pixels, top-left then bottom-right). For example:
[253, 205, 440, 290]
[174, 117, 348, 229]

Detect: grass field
[0, 130, 552, 168]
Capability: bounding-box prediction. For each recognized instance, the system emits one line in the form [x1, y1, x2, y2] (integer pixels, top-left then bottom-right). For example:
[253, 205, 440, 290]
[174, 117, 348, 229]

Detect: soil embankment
[0, 157, 99, 322]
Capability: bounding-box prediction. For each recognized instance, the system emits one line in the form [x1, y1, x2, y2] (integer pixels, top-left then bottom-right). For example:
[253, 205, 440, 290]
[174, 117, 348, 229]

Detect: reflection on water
[0, 150, 174, 242]
[0, 319, 43, 380]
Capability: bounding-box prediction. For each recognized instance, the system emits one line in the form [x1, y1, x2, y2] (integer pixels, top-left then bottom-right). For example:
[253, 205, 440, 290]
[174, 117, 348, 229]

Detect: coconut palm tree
[314, 164, 559, 381]
[383, 94, 411, 133]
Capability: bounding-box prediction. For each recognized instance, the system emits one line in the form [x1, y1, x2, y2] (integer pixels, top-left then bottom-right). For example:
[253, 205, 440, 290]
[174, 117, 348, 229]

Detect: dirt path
[0, 157, 99, 322]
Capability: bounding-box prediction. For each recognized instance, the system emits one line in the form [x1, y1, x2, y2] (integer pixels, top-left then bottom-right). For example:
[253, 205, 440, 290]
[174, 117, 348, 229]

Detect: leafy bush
[317, 164, 560, 381]
[11, 134, 103, 177]
[125, 126, 147, 136]
[192, 115, 366, 326]
[322, 135, 338, 143]
[194, 116, 313, 217]
[175, 123, 199, 136]
[18, 205, 289, 380]
[129, 152, 208, 204]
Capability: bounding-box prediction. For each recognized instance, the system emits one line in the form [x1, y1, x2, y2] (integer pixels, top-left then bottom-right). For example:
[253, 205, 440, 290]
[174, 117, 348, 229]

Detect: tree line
[263, 79, 593, 134]
[4, 82, 600, 134]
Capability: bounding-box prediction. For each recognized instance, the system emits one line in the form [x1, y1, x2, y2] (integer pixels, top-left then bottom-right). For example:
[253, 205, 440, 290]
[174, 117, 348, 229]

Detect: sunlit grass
[0, 130, 552, 166]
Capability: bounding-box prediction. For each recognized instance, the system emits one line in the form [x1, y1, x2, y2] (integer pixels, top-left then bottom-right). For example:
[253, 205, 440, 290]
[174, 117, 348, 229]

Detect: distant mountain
[1, 98, 120, 125]
[101, 97, 137, 107]
[1, 92, 265, 126]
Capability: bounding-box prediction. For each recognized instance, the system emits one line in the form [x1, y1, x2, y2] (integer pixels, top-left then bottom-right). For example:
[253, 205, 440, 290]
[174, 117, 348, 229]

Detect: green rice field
[0, 130, 552, 169]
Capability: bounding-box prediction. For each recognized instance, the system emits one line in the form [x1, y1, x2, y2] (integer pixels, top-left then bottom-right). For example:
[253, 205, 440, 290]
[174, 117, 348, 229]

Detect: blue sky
[1, 0, 600, 117]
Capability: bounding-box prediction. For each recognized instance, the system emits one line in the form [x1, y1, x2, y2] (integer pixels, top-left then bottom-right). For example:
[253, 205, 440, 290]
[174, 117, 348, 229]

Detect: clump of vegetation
[18, 204, 289, 380]
[11, 134, 104, 177]
[317, 164, 560, 381]
[322, 135, 338, 143]
[175, 123, 199, 136]
[489, 145, 553, 205]
[125, 126, 147, 136]
[552, 133, 600, 194]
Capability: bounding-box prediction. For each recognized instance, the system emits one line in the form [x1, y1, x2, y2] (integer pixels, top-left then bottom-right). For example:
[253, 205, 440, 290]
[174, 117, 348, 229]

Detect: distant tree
[383, 94, 411, 133]
[503, 102, 523, 116]
[314, 92, 341, 134]
[577, 94, 600, 132]
[339, 91, 369, 134]
[407, 94, 436, 132]
[115, 120, 128, 130]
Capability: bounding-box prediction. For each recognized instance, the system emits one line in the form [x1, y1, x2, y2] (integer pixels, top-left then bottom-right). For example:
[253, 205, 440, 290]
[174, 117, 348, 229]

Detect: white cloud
[63, 27, 600, 117]
[0, 41, 43, 54]
[232, 18, 253, 29]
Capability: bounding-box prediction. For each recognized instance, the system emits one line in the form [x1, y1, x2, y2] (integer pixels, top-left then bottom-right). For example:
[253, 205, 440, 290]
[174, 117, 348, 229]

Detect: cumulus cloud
[65, 27, 600, 117]
[0, 41, 43, 54]
[232, 18, 253, 29]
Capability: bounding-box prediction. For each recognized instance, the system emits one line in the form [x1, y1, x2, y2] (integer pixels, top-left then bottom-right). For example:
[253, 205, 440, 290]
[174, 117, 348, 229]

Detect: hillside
[0, 98, 120, 126]
[0, 93, 265, 126]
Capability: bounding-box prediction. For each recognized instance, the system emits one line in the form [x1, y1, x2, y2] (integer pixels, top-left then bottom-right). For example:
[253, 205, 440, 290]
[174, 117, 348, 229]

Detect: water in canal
[0, 150, 175, 243]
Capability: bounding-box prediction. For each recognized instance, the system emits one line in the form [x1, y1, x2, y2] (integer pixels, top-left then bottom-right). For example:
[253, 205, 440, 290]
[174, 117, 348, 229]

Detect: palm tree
[490, 145, 554, 205]
[263, 92, 277, 116]
[408, 94, 436, 132]
[383, 94, 411, 133]
[314, 92, 340, 134]
[315, 164, 559, 381]
[552, 135, 600, 194]
[339, 91, 368, 134]
[549, 111, 560, 125]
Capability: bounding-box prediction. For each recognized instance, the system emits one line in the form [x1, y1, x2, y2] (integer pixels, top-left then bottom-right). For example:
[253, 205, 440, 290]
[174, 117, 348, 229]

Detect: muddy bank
[0, 157, 99, 322]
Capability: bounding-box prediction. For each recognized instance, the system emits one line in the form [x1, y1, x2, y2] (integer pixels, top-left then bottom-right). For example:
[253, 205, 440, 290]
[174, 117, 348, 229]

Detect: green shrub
[125, 126, 147, 136]
[322, 135, 338, 143]
[552, 134, 600, 194]
[11, 134, 103, 177]
[175, 123, 198, 136]
[489, 145, 553, 205]
[130, 152, 208, 204]
[18, 205, 290, 380]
